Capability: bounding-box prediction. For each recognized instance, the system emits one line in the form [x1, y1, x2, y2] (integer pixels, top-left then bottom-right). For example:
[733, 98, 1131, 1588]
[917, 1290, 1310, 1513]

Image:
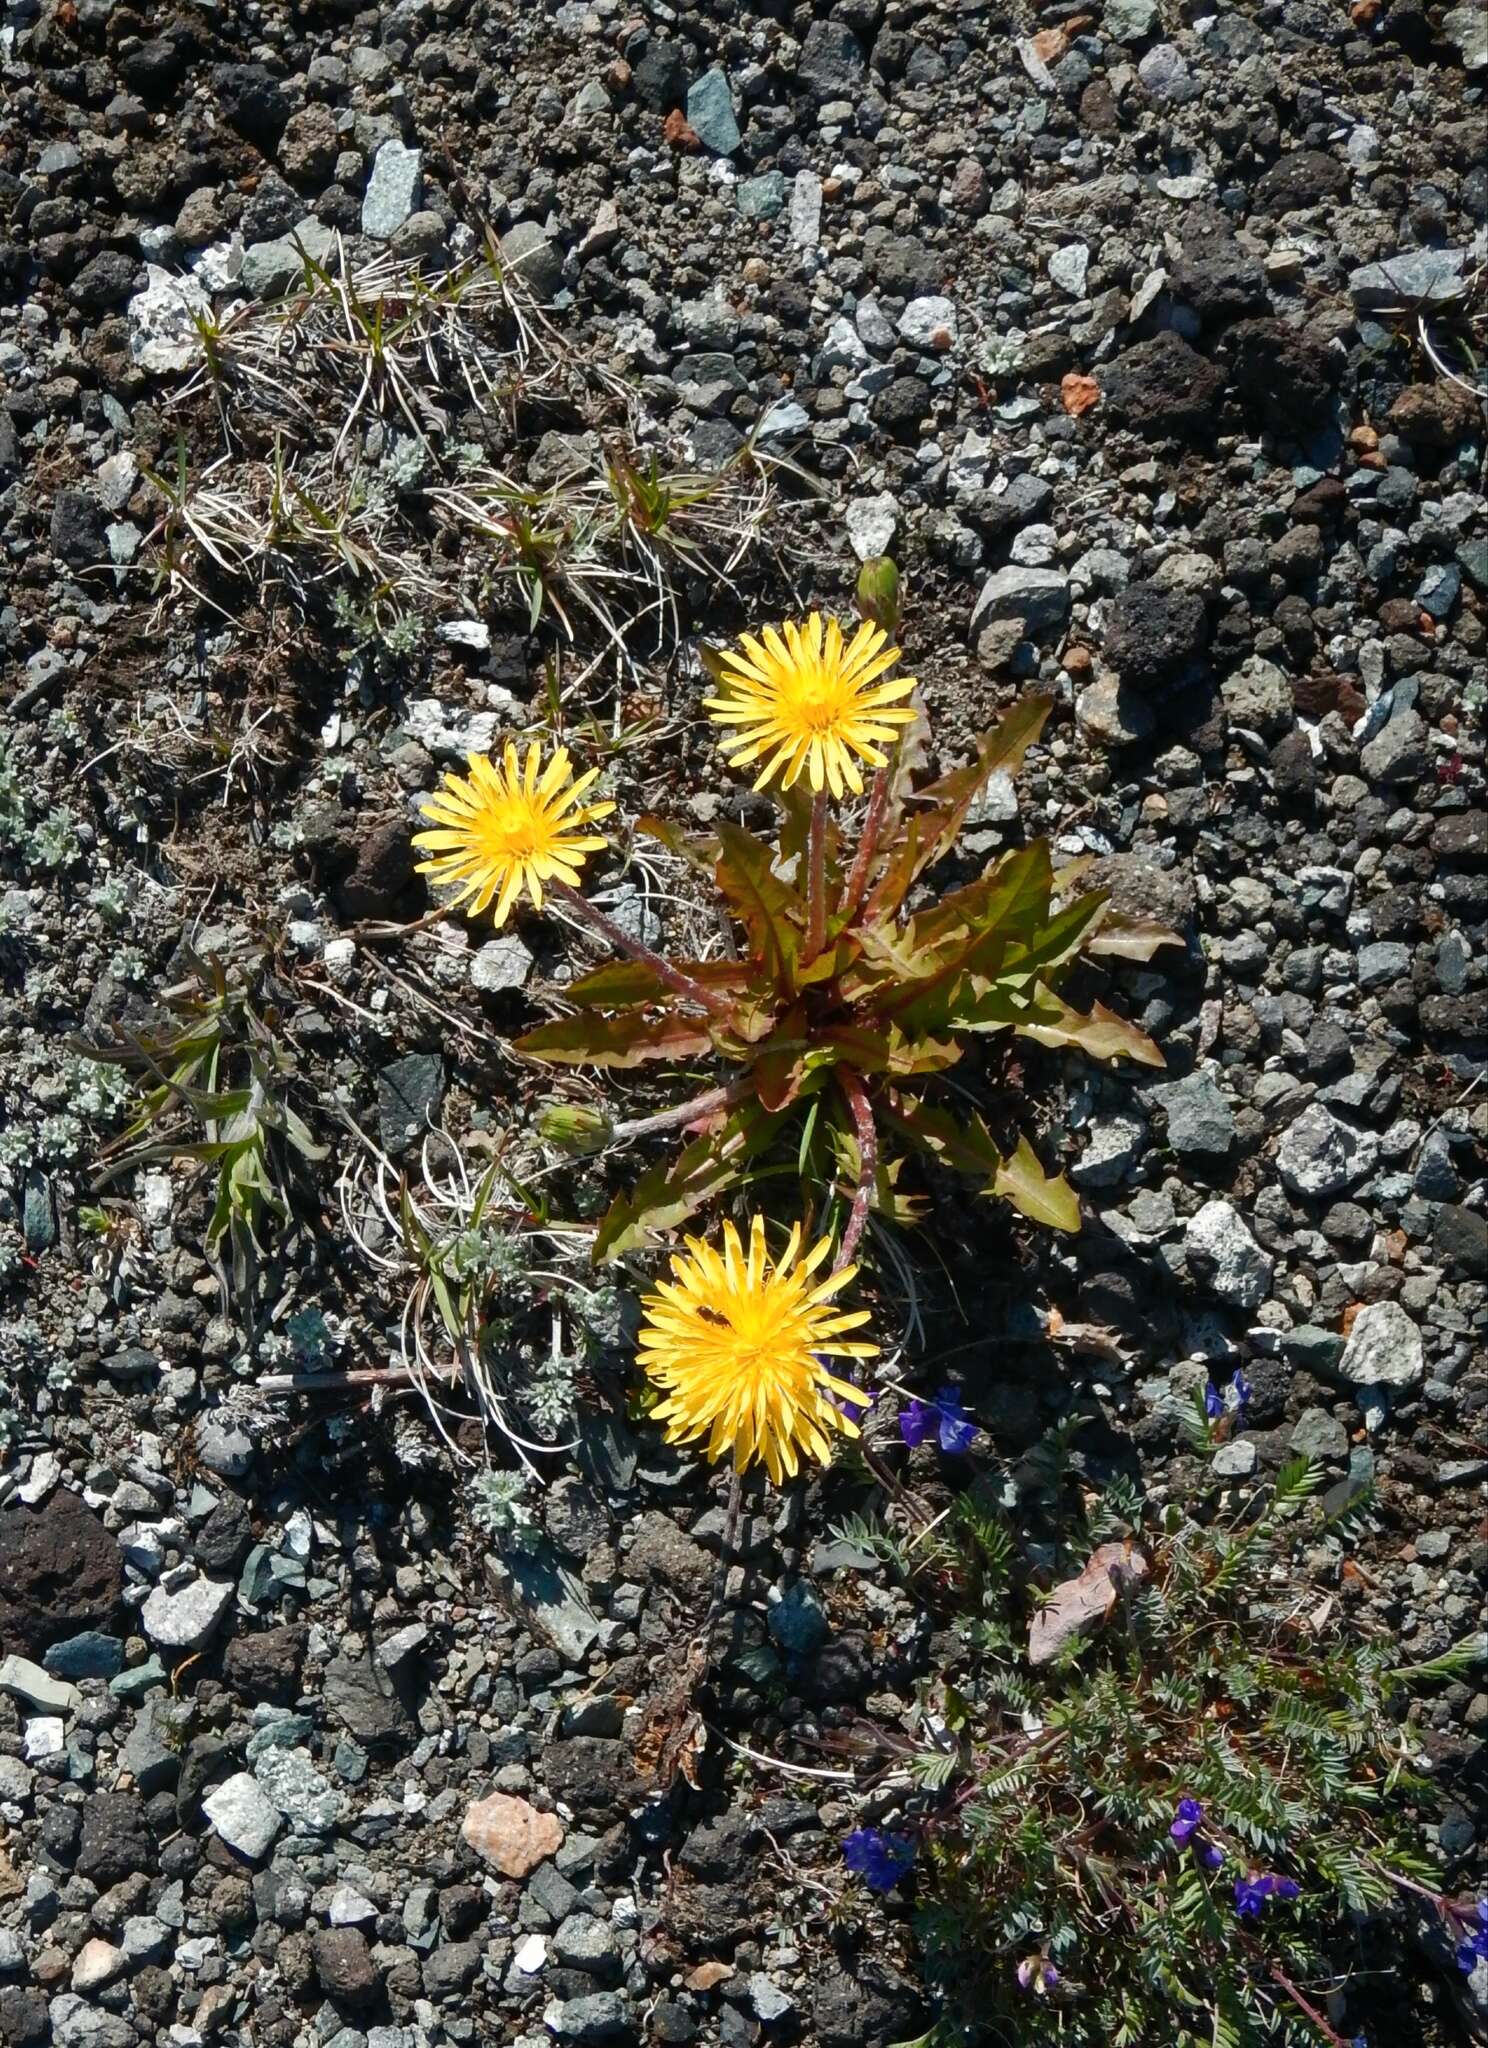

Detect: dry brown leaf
[1028, 1540, 1149, 1667]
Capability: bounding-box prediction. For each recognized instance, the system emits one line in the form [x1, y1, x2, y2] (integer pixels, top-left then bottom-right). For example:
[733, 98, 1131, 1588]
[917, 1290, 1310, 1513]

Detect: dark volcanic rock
[1098, 333, 1227, 439]
[312, 1926, 382, 2009]
[224, 1623, 307, 1705]
[1104, 580, 1209, 687]
[1171, 233, 1268, 326]
[49, 488, 107, 569]
[1223, 318, 1339, 428]
[812, 1961, 930, 2048]
[542, 1738, 643, 1824]
[77, 1791, 155, 1886]
[798, 20, 867, 95]
[0, 1490, 123, 1654]
[212, 64, 293, 150]
[1252, 149, 1349, 213]
[335, 813, 415, 919]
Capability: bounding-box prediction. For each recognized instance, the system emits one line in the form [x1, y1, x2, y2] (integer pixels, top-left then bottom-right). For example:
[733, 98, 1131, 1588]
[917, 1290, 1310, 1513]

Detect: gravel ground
[1, 2, 1485, 2046]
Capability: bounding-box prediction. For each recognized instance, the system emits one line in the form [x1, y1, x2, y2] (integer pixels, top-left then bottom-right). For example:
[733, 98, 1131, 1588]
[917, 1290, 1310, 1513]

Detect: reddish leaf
[514, 1011, 715, 1069]
[715, 821, 802, 996]
[565, 957, 747, 1009]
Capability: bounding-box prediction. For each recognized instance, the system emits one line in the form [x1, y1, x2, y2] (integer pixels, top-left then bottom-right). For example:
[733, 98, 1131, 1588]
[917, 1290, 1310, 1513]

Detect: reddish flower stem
[612, 1077, 749, 1142]
[1266, 1965, 1351, 2047]
[840, 767, 890, 923]
[548, 879, 736, 1022]
[834, 1063, 878, 1272]
[804, 790, 828, 963]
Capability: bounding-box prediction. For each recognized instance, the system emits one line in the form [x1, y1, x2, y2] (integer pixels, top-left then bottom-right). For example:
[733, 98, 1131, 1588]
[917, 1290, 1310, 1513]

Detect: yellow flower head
[705, 612, 918, 799]
[637, 1215, 876, 1485]
[412, 742, 614, 926]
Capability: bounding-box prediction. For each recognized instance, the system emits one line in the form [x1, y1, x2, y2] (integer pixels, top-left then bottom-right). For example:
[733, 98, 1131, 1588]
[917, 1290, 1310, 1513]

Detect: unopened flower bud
[536, 1102, 612, 1156]
[855, 555, 901, 636]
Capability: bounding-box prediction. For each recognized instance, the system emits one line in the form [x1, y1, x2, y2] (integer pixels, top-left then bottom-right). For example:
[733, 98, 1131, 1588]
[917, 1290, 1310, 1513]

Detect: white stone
[515, 1933, 548, 1974]
[72, 1940, 127, 1994]
[471, 934, 535, 994]
[854, 295, 896, 353]
[789, 170, 822, 248]
[1048, 243, 1090, 297]
[0, 1655, 77, 1714]
[142, 1575, 233, 1653]
[897, 295, 957, 348]
[1276, 1104, 1379, 1199]
[22, 1717, 65, 1761]
[127, 265, 213, 374]
[362, 141, 423, 239]
[329, 1885, 378, 1925]
[402, 698, 503, 761]
[844, 492, 899, 563]
[1185, 1200, 1274, 1310]
[323, 937, 357, 985]
[203, 1772, 283, 1861]
[1337, 1301, 1424, 1389]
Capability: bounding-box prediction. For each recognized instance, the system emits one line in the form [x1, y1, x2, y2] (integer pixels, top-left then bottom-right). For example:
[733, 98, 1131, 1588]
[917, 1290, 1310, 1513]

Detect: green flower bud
[855, 555, 901, 636]
[536, 1101, 612, 1156]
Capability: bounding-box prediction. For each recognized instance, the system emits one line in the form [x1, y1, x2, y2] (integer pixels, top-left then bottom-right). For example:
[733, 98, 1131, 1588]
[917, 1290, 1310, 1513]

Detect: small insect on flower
[412, 743, 615, 926]
[843, 1827, 916, 1892]
[636, 1215, 876, 1485]
[1234, 1873, 1300, 1919]
[705, 612, 918, 799]
[899, 1385, 976, 1455]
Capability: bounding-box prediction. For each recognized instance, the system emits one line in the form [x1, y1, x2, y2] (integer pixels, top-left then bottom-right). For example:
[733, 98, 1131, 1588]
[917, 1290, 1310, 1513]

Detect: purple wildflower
[1016, 1957, 1060, 1994]
[1234, 1873, 1300, 1919]
[843, 1828, 916, 1893]
[1170, 1798, 1203, 1844]
[1456, 1899, 1488, 1974]
[1196, 1839, 1225, 1871]
[1231, 1366, 1253, 1410]
[899, 1386, 975, 1455]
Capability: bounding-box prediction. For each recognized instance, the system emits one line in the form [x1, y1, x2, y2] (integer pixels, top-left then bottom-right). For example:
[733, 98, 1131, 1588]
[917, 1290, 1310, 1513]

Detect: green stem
[804, 790, 828, 962]
[549, 879, 736, 1023]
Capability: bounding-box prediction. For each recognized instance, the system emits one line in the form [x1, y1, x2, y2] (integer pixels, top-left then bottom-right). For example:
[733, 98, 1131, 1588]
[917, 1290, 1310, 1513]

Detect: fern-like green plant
[831, 1455, 1484, 2047]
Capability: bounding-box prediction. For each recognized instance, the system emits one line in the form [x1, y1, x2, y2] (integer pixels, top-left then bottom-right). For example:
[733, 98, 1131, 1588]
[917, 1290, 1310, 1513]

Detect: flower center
[480, 793, 552, 860]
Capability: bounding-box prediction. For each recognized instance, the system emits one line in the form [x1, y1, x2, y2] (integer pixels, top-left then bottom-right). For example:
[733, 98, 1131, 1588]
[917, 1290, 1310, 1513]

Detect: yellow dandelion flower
[705, 612, 918, 799]
[637, 1215, 877, 1485]
[412, 742, 615, 926]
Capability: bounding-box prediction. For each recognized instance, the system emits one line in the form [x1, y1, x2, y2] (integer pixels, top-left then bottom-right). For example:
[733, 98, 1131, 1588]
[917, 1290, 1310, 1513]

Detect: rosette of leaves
[73, 952, 325, 1299]
[840, 1459, 1480, 2047]
[517, 693, 1175, 1259]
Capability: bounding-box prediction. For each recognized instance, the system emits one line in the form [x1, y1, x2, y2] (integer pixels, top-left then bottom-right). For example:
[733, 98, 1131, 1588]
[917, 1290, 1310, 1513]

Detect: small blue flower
[843, 1827, 916, 1893]
[1234, 1873, 1300, 1919]
[1457, 1898, 1488, 1973]
[899, 1386, 975, 1455]
[1170, 1798, 1203, 1844]
[1231, 1366, 1253, 1410]
[1204, 1381, 1224, 1421]
[1196, 1839, 1225, 1871]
